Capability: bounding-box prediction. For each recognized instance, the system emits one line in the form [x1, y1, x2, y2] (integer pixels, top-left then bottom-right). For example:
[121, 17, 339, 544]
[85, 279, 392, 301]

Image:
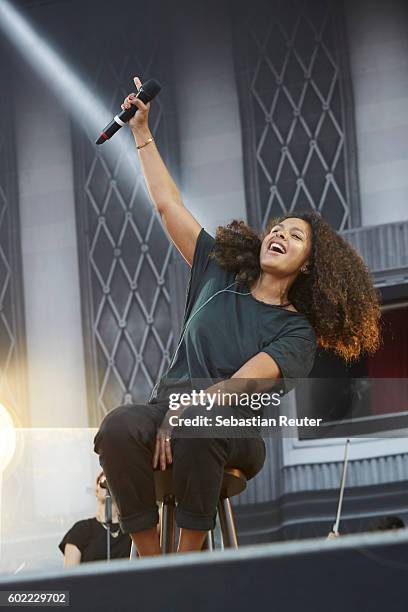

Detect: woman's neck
[250, 273, 291, 305]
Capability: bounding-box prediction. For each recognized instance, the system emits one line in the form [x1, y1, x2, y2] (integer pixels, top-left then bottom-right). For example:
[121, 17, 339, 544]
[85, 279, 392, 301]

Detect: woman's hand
[153, 413, 173, 472]
[121, 75, 151, 135]
[152, 405, 190, 471]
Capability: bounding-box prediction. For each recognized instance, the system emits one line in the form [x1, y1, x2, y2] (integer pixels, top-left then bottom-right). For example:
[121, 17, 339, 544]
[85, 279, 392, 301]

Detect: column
[13, 61, 88, 427]
[170, 0, 247, 234]
[345, 0, 408, 226]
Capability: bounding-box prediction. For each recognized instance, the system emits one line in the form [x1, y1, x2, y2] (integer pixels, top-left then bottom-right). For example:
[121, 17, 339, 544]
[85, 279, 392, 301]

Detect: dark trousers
[93, 403, 266, 533]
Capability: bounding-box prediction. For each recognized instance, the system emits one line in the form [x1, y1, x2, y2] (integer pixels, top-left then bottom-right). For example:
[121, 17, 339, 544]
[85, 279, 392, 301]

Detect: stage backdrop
[231, 0, 360, 232]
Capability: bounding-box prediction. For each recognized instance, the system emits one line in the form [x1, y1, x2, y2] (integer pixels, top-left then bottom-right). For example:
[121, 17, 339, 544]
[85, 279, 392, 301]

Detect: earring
[301, 265, 309, 273]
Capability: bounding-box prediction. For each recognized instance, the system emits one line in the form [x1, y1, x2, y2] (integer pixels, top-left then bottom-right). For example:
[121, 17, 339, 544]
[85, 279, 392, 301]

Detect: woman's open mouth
[266, 241, 287, 256]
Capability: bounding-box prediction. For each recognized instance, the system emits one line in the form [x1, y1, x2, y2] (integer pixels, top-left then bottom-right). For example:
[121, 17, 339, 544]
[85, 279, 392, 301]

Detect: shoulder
[68, 518, 98, 538]
[187, 228, 233, 297]
[59, 518, 94, 554]
[73, 518, 95, 535]
[71, 518, 93, 529]
[197, 227, 215, 247]
[79, 517, 97, 527]
[191, 228, 216, 269]
[260, 315, 317, 393]
[282, 312, 317, 343]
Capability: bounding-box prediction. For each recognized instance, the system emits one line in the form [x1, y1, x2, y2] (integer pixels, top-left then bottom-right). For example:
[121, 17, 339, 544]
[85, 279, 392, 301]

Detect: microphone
[95, 78, 162, 145]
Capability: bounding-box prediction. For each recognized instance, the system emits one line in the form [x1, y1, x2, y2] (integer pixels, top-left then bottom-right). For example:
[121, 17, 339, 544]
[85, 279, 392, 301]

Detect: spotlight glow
[0, 0, 142, 176]
[0, 404, 16, 472]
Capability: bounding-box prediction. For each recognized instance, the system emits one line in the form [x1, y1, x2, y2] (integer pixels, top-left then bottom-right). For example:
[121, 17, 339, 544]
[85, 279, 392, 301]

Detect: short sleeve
[262, 333, 317, 396]
[58, 520, 91, 555]
[189, 228, 216, 293]
[182, 228, 217, 321]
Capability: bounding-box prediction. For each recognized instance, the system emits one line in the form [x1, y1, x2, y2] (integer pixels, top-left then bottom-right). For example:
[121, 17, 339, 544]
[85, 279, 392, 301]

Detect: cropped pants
[93, 402, 266, 533]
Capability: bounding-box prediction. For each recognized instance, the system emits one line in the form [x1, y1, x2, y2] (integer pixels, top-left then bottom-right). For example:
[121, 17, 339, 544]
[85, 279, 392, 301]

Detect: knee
[93, 405, 128, 453]
[94, 404, 157, 453]
[172, 435, 228, 464]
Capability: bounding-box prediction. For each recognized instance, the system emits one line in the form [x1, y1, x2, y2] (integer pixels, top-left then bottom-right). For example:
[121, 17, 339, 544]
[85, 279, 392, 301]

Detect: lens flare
[0, 404, 16, 472]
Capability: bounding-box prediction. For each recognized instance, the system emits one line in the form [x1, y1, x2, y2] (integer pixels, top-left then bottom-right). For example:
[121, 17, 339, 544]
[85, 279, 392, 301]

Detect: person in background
[59, 471, 132, 566]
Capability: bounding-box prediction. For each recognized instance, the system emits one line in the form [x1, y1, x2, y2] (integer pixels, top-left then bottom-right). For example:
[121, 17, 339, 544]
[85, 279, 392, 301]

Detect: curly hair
[209, 211, 382, 362]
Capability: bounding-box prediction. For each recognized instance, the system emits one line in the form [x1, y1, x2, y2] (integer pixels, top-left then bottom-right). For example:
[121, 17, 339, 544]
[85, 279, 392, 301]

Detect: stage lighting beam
[0, 0, 147, 191]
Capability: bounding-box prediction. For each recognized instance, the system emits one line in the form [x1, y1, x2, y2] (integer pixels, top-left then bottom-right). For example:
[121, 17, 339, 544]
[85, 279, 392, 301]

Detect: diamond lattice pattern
[246, 0, 351, 230]
[76, 12, 176, 421]
[0, 105, 23, 419]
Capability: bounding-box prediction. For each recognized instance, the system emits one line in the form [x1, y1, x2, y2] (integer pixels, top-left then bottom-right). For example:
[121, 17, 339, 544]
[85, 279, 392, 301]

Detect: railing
[341, 220, 408, 286]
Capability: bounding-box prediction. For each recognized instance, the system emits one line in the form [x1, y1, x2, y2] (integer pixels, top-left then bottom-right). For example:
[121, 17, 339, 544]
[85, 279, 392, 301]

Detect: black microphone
[95, 78, 162, 145]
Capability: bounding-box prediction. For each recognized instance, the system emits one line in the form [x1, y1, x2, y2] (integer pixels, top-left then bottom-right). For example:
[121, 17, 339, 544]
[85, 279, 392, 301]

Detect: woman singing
[93, 76, 381, 557]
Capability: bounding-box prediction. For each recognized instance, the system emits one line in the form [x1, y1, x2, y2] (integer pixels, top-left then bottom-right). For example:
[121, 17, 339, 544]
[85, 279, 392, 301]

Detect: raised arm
[122, 76, 202, 266]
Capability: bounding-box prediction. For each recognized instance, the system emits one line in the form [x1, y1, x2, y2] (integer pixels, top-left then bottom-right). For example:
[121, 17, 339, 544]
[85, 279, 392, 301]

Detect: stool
[129, 466, 247, 558]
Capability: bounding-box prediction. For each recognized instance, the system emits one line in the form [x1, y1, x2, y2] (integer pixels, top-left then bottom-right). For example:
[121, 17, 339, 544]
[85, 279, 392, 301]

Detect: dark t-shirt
[148, 227, 317, 406]
[58, 517, 131, 563]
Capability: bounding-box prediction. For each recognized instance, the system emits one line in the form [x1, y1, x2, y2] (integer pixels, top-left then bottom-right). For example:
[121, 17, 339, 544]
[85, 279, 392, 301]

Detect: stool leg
[129, 539, 138, 560]
[160, 494, 176, 554]
[217, 497, 238, 549]
[201, 529, 215, 551]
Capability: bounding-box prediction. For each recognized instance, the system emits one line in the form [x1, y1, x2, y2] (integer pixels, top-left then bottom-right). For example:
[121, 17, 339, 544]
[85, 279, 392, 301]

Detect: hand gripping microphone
[95, 78, 162, 145]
